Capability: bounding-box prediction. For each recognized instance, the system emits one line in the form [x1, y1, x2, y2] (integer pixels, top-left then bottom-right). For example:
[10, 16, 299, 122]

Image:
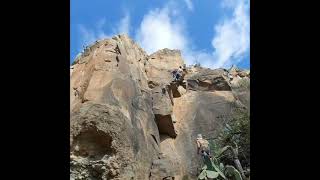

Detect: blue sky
[71, 0, 250, 69]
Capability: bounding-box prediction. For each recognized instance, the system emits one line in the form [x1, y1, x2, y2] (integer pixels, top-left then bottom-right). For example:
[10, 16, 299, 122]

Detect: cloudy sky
[71, 0, 250, 69]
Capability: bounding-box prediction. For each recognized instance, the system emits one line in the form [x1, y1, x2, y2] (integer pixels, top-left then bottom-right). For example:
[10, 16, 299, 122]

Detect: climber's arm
[196, 140, 200, 154]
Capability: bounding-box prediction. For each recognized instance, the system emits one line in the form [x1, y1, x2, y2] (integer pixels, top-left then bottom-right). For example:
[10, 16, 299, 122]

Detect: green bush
[197, 155, 243, 180]
[198, 155, 226, 180]
[212, 109, 250, 172]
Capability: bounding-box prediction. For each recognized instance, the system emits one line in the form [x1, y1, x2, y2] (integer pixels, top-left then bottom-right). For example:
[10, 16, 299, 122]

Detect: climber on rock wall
[196, 134, 211, 160]
[172, 70, 179, 81]
[172, 66, 183, 82]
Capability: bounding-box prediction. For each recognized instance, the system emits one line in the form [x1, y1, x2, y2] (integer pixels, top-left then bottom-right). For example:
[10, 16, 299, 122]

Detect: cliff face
[70, 34, 250, 180]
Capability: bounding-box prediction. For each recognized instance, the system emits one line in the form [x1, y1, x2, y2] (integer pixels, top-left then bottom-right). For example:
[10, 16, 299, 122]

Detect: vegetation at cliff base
[199, 108, 250, 180]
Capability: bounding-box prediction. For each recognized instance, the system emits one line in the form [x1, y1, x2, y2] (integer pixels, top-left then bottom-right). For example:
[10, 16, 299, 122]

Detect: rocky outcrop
[230, 76, 250, 111]
[185, 67, 231, 91]
[71, 35, 160, 179]
[229, 65, 250, 78]
[145, 48, 184, 86]
[70, 34, 249, 179]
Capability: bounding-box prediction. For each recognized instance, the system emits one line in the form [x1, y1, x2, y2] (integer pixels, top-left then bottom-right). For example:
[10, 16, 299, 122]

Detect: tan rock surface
[70, 34, 249, 180]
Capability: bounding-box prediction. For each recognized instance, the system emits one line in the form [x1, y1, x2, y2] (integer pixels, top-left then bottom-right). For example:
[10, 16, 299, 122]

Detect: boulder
[145, 48, 184, 85]
[186, 68, 231, 91]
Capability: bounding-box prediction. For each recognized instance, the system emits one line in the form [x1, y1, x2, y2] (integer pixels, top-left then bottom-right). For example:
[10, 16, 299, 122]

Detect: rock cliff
[70, 34, 250, 180]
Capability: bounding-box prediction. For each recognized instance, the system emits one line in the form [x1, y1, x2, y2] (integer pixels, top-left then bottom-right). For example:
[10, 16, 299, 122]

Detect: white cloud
[210, 0, 250, 68]
[96, 18, 109, 39]
[78, 25, 97, 48]
[134, 3, 209, 67]
[77, 13, 131, 49]
[221, 0, 238, 8]
[77, 18, 110, 49]
[184, 0, 194, 11]
[135, 6, 187, 54]
[117, 13, 130, 34]
[96, 18, 106, 29]
[135, 0, 249, 69]
[76, 0, 249, 69]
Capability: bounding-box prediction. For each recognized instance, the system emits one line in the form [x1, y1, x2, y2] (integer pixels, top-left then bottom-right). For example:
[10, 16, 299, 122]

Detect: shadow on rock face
[155, 114, 177, 138]
[71, 126, 115, 160]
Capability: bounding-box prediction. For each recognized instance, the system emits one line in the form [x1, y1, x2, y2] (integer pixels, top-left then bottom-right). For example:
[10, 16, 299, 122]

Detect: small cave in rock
[170, 85, 181, 98]
[154, 114, 177, 138]
[71, 127, 115, 160]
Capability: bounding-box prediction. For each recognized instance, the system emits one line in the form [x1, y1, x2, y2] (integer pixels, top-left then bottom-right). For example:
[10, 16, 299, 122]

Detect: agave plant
[198, 167, 219, 180]
[224, 165, 243, 180]
[197, 153, 244, 180]
[198, 155, 226, 180]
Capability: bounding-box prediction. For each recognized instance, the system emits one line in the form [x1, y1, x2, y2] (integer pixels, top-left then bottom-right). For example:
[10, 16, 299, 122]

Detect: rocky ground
[70, 34, 250, 180]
